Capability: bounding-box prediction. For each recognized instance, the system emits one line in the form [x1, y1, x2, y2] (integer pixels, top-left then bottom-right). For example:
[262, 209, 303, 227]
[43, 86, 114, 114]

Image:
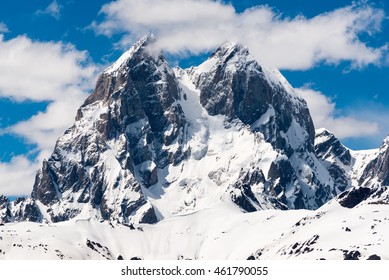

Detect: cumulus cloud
[9, 94, 88, 162]
[93, 0, 387, 70]
[0, 22, 8, 33]
[0, 35, 95, 101]
[0, 34, 99, 196]
[0, 156, 39, 196]
[36, 0, 61, 20]
[296, 86, 379, 139]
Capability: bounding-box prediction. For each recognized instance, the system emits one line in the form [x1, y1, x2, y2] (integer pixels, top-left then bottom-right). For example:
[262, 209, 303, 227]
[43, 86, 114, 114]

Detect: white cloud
[36, 0, 61, 20]
[296, 86, 379, 139]
[93, 0, 387, 70]
[9, 93, 88, 163]
[0, 156, 39, 196]
[0, 22, 8, 33]
[0, 34, 99, 196]
[0, 35, 96, 101]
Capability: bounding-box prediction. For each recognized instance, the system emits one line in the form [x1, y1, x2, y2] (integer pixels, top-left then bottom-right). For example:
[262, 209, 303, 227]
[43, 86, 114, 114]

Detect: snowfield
[1, 201, 387, 260]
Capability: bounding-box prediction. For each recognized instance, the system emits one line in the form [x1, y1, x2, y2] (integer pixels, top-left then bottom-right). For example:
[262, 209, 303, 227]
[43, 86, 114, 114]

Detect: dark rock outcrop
[193, 44, 315, 154]
[0, 196, 42, 223]
[338, 136, 389, 208]
[314, 129, 352, 194]
[189, 44, 342, 210]
[360, 137, 389, 187]
[0, 195, 12, 223]
[343, 250, 361, 260]
[338, 187, 372, 208]
[30, 35, 188, 224]
[367, 254, 381, 260]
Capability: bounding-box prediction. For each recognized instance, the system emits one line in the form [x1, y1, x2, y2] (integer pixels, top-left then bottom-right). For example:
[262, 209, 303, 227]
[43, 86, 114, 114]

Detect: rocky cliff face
[314, 128, 352, 194]
[0, 195, 42, 224]
[359, 136, 389, 187]
[180, 44, 346, 211]
[313, 129, 389, 208]
[192, 43, 315, 153]
[337, 136, 389, 208]
[2, 36, 387, 225]
[29, 35, 191, 224]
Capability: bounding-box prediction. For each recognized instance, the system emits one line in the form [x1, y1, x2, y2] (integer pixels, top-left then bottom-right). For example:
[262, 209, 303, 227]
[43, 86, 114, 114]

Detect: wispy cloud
[92, 0, 387, 70]
[296, 86, 379, 139]
[0, 22, 9, 33]
[0, 156, 39, 196]
[0, 35, 96, 102]
[36, 0, 61, 20]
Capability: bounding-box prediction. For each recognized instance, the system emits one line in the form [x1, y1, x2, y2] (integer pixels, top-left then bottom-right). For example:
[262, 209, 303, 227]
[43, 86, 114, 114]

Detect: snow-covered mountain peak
[382, 134, 389, 146]
[314, 129, 351, 164]
[192, 42, 304, 106]
[189, 42, 253, 78]
[2, 37, 388, 229]
[211, 42, 251, 64]
[214, 41, 247, 53]
[315, 127, 331, 137]
[1, 36, 389, 260]
[357, 133, 389, 192]
[187, 42, 316, 157]
[103, 33, 156, 75]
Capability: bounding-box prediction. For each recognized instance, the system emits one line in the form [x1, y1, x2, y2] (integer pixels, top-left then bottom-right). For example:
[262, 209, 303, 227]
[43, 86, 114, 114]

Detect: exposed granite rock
[338, 187, 372, 208]
[12, 197, 42, 222]
[367, 254, 381, 260]
[193, 44, 315, 154]
[0, 196, 42, 223]
[29, 35, 187, 224]
[315, 129, 352, 166]
[0, 195, 12, 223]
[360, 136, 389, 187]
[314, 129, 352, 195]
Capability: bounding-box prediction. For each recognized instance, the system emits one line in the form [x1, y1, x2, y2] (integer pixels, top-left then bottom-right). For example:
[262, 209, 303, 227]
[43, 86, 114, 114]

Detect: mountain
[314, 128, 352, 191]
[359, 136, 389, 188]
[313, 128, 389, 208]
[337, 136, 389, 208]
[2, 36, 354, 225]
[0, 36, 388, 259]
[0, 196, 42, 223]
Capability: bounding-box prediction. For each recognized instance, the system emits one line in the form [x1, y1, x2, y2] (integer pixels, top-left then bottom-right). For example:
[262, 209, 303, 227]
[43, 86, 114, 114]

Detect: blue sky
[0, 0, 388, 196]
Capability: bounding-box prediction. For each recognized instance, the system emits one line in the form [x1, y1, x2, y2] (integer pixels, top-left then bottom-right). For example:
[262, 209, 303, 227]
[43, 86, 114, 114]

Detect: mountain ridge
[1, 36, 388, 226]
[1, 36, 389, 260]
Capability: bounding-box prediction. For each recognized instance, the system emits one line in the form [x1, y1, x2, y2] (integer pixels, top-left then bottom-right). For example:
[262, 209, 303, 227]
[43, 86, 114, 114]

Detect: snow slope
[0, 201, 387, 260]
[146, 68, 279, 218]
